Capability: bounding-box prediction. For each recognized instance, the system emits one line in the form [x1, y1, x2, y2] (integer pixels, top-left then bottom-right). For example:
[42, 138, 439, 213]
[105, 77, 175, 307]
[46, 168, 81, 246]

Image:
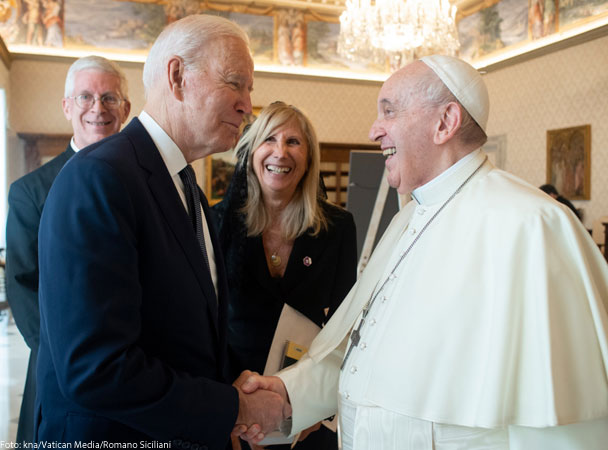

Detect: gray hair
[237, 101, 328, 240]
[415, 68, 487, 148]
[64, 55, 129, 99]
[142, 14, 249, 98]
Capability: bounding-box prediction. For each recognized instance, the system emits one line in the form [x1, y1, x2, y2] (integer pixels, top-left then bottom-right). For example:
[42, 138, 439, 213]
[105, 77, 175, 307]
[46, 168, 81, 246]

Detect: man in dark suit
[35, 14, 286, 449]
[5, 55, 130, 445]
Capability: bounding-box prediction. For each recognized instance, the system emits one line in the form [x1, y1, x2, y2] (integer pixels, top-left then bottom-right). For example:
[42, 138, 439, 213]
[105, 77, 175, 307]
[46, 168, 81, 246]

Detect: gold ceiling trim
[121, 0, 341, 22]
[122, 0, 344, 17]
[207, 0, 345, 16]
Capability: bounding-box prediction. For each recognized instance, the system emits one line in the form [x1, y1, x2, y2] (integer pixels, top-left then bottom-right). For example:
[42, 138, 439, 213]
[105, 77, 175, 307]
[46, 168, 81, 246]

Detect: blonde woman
[214, 102, 357, 449]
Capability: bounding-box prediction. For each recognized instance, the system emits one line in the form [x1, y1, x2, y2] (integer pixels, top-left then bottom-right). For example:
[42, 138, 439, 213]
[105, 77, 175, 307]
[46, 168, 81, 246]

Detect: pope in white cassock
[235, 55, 608, 449]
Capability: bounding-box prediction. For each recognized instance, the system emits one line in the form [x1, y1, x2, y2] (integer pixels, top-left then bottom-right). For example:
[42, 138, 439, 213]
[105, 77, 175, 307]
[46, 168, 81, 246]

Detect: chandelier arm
[337, 0, 461, 71]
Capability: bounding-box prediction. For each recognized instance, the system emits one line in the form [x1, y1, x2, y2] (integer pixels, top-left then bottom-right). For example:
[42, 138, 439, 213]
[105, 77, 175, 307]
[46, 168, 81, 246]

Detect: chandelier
[338, 0, 460, 72]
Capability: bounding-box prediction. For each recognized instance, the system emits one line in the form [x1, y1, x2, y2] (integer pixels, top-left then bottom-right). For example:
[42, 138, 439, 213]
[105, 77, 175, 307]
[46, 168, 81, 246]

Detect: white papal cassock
[278, 150, 608, 449]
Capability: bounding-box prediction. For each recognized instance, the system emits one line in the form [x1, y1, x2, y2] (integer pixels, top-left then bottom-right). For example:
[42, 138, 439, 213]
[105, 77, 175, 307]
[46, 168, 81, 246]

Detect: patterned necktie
[179, 164, 210, 270]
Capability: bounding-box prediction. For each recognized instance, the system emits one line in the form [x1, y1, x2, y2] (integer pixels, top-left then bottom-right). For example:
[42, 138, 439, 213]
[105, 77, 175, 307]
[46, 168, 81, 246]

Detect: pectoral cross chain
[340, 306, 368, 370]
[339, 156, 490, 373]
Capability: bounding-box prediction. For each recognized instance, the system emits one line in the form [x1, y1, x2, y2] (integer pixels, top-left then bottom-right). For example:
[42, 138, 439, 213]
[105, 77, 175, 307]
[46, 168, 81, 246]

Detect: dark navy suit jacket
[36, 118, 237, 450]
[6, 145, 74, 444]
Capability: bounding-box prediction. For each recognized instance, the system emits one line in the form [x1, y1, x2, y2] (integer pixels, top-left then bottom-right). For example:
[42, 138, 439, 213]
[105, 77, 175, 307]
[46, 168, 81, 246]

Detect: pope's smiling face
[62, 69, 130, 149]
[252, 119, 309, 202]
[368, 62, 439, 194]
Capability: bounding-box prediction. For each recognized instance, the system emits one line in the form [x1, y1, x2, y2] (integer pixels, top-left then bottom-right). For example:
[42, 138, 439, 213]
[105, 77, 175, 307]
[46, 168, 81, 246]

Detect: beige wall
[6, 58, 380, 142]
[250, 72, 380, 143]
[5, 34, 608, 229]
[483, 34, 608, 230]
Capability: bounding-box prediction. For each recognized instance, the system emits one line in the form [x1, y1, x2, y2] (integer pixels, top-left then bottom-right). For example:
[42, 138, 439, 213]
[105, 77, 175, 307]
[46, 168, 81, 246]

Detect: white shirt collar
[411, 149, 483, 205]
[69, 137, 80, 153]
[138, 110, 187, 177]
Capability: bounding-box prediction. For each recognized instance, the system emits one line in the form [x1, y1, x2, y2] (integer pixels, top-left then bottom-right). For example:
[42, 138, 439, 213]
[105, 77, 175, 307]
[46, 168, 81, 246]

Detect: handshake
[232, 370, 292, 445]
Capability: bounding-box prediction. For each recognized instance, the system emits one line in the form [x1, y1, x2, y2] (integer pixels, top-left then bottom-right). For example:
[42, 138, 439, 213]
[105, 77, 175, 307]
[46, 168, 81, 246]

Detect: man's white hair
[64, 55, 129, 99]
[142, 14, 249, 99]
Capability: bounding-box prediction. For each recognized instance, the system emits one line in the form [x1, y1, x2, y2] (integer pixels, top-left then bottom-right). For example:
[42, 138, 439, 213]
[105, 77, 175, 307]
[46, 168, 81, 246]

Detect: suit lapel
[60, 145, 75, 162]
[124, 119, 220, 336]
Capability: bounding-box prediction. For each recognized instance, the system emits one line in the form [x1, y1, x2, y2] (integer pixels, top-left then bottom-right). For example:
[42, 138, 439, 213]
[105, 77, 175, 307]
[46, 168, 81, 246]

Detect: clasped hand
[232, 370, 292, 444]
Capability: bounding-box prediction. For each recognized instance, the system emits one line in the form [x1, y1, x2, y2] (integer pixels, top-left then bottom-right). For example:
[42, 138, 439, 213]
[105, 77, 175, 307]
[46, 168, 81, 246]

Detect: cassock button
[370, 318, 377, 326]
[417, 208, 426, 215]
[360, 342, 367, 350]
[382, 295, 388, 303]
[345, 392, 350, 399]
[350, 366, 358, 374]
[410, 228, 417, 235]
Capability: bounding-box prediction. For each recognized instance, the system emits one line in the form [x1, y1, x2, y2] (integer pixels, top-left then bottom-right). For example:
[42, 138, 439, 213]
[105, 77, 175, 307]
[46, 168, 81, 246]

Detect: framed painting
[546, 125, 591, 200]
[204, 107, 262, 205]
[205, 150, 238, 206]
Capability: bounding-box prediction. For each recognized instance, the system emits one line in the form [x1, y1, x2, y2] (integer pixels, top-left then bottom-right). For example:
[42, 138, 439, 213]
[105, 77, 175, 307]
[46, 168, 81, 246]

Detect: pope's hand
[232, 370, 292, 444]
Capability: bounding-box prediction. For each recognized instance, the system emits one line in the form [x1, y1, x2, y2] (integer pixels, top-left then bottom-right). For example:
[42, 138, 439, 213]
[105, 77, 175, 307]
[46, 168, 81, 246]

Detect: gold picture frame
[546, 125, 591, 200]
[204, 107, 262, 205]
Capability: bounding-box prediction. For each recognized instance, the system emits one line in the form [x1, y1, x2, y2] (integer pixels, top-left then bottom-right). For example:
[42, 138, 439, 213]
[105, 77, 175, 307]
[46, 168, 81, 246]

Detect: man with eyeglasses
[62, 62, 130, 150]
[5, 55, 130, 446]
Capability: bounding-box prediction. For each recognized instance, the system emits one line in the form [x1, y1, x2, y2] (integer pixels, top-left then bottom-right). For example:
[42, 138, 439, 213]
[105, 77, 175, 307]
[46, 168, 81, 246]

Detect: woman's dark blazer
[214, 190, 357, 449]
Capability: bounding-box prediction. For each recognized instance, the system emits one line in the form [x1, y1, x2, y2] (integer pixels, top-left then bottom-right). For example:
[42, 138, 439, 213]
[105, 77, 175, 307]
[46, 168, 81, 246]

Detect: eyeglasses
[67, 93, 125, 110]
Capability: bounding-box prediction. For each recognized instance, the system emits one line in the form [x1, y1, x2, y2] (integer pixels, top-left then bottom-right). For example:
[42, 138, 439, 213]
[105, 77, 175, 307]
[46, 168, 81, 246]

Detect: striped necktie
[179, 164, 210, 270]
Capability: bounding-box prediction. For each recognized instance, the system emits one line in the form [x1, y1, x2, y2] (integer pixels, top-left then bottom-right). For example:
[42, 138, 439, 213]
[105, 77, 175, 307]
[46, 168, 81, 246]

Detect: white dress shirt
[138, 111, 218, 294]
[69, 137, 80, 153]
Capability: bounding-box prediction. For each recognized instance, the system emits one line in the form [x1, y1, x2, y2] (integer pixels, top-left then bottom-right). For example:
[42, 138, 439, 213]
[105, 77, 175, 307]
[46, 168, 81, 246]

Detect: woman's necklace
[270, 252, 282, 267]
[264, 229, 286, 268]
[264, 211, 293, 272]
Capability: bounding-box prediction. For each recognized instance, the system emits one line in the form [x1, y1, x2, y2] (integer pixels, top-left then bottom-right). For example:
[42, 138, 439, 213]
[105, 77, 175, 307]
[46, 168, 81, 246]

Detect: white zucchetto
[421, 54, 490, 133]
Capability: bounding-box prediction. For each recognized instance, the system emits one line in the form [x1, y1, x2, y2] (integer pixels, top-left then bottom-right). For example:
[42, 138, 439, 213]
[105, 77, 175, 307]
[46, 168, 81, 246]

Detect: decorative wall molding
[0, 35, 10, 69]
